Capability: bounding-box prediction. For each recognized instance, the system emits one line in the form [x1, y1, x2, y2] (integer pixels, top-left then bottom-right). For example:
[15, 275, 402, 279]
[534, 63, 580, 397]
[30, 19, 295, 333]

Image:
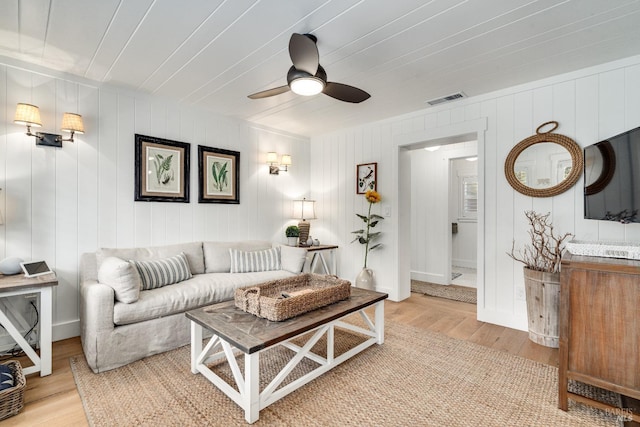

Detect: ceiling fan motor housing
[287, 65, 327, 85]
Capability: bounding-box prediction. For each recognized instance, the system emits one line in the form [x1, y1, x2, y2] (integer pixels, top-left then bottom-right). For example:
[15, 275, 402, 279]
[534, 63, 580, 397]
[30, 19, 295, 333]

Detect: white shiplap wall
[310, 54, 640, 331]
[0, 61, 310, 342]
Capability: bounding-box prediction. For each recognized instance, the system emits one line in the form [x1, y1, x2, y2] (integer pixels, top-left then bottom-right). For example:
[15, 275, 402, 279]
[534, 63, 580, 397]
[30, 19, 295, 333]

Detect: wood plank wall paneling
[0, 63, 310, 343]
[310, 55, 640, 331]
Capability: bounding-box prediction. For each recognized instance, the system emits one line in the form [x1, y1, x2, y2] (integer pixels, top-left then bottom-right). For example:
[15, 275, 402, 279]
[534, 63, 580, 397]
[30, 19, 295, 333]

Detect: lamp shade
[292, 198, 316, 220]
[61, 112, 85, 134]
[281, 154, 292, 166]
[14, 103, 42, 127]
[266, 152, 278, 164]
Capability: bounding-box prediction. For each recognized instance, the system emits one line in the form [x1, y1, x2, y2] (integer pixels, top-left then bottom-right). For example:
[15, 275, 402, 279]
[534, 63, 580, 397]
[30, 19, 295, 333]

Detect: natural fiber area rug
[412, 279, 477, 304]
[70, 318, 620, 426]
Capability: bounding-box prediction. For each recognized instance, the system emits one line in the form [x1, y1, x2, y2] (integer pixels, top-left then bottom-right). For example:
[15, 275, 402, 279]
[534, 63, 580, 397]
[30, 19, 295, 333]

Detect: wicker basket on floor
[234, 273, 351, 321]
[0, 360, 25, 421]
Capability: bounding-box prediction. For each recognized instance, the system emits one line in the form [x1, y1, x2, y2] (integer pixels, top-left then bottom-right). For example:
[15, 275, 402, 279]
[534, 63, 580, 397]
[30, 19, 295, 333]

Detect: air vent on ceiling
[426, 92, 466, 106]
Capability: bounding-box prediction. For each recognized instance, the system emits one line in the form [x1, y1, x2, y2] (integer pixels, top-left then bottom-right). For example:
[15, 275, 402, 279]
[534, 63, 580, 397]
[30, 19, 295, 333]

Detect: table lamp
[292, 198, 316, 246]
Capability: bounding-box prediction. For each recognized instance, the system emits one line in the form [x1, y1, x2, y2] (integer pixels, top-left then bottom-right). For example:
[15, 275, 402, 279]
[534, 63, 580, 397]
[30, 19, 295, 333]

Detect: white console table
[0, 272, 57, 376]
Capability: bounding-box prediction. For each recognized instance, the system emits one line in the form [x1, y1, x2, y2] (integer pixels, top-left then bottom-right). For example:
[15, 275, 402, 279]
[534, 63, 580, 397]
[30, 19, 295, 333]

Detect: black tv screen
[584, 126, 640, 223]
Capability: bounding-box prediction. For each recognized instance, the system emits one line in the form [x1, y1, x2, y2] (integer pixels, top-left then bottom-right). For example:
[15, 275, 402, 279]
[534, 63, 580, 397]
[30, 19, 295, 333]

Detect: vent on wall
[426, 92, 466, 106]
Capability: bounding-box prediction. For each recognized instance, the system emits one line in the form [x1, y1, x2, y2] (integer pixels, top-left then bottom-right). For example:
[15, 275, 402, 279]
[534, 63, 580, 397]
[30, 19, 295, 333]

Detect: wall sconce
[292, 198, 316, 245]
[14, 103, 85, 148]
[267, 152, 292, 175]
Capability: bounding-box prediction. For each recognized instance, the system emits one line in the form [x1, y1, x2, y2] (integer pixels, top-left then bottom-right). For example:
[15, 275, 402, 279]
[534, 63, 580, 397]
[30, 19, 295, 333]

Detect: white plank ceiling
[2, 0, 640, 137]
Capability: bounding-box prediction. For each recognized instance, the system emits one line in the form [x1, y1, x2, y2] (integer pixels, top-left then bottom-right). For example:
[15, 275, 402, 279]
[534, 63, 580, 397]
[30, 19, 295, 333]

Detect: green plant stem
[364, 201, 372, 268]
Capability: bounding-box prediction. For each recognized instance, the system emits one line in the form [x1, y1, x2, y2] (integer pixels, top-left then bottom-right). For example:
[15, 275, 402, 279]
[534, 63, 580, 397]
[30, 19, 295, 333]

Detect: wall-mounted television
[584, 126, 640, 223]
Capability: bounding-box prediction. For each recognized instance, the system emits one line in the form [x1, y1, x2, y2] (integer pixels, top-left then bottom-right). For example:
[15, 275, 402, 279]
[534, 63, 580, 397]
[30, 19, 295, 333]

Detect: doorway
[408, 142, 477, 288]
[394, 118, 487, 304]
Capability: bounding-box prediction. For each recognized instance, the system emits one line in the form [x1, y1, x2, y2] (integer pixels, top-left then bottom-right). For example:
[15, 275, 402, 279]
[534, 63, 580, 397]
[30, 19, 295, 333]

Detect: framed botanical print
[134, 134, 190, 203]
[356, 162, 377, 194]
[198, 145, 240, 204]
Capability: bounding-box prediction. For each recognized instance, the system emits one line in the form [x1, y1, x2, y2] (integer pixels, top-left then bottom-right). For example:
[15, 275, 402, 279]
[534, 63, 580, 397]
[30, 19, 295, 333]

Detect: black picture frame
[356, 162, 377, 194]
[198, 145, 240, 204]
[134, 134, 190, 203]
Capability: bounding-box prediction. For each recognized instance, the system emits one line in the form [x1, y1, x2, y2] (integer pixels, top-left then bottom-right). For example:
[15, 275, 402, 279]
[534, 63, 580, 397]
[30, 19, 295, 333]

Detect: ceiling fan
[248, 33, 370, 103]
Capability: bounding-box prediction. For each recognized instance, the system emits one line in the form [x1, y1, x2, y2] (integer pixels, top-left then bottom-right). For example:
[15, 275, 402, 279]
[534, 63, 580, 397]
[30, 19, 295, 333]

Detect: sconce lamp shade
[14, 103, 42, 127]
[292, 198, 316, 220]
[281, 154, 292, 166]
[266, 152, 278, 164]
[61, 113, 85, 134]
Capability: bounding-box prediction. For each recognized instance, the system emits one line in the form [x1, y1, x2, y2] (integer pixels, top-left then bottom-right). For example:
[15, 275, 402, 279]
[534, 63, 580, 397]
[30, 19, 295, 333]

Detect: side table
[301, 245, 338, 275]
[0, 272, 58, 376]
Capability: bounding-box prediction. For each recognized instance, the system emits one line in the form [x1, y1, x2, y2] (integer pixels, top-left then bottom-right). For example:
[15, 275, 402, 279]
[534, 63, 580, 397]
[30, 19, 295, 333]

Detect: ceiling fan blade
[323, 82, 371, 103]
[289, 33, 319, 75]
[247, 85, 290, 99]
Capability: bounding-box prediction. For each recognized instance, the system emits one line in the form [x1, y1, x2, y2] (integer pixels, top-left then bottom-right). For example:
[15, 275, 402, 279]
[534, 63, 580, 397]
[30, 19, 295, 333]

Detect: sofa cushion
[113, 270, 295, 325]
[203, 241, 272, 273]
[97, 256, 141, 303]
[229, 247, 281, 273]
[97, 242, 205, 274]
[130, 253, 192, 291]
[279, 245, 308, 274]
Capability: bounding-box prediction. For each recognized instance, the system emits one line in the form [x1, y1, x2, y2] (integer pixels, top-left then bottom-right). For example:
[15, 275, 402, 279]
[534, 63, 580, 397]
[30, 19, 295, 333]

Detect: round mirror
[504, 121, 583, 197]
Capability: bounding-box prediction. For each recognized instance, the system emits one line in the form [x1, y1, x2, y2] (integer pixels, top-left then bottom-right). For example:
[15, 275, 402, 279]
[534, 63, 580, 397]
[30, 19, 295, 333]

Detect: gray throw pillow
[229, 247, 281, 273]
[130, 252, 192, 291]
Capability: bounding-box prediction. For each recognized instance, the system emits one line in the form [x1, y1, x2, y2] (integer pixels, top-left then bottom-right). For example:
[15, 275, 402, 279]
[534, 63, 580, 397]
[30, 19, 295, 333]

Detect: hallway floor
[451, 266, 477, 288]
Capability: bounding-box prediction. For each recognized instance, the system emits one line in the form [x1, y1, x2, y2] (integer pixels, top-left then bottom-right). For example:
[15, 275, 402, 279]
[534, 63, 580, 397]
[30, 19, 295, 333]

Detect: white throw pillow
[229, 247, 281, 273]
[279, 245, 308, 274]
[130, 252, 192, 291]
[98, 256, 141, 304]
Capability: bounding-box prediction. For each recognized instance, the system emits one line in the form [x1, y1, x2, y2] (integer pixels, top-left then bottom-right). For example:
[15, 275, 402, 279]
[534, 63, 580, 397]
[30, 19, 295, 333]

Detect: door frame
[393, 118, 487, 307]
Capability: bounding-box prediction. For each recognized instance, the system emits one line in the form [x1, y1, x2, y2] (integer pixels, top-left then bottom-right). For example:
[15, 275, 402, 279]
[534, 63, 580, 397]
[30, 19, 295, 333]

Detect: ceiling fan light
[290, 77, 324, 96]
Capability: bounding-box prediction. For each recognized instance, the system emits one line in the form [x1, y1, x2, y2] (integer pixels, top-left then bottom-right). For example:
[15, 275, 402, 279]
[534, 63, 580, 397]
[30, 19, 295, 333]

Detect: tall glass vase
[355, 267, 375, 290]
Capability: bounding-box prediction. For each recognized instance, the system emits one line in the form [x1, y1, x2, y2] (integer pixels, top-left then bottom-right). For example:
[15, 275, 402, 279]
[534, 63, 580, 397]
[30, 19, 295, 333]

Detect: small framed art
[356, 162, 377, 194]
[134, 134, 190, 203]
[198, 145, 240, 204]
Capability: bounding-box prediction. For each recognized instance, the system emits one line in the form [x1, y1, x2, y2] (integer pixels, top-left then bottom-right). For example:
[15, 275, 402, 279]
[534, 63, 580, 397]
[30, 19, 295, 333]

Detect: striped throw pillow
[130, 253, 192, 291]
[229, 247, 281, 273]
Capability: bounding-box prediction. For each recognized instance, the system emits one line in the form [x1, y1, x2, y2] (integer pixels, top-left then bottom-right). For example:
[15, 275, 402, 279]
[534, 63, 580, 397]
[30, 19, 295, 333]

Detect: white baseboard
[374, 284, 397, 301]
[452, 259, 477, 269]
[477, 307, 527, 332]
[53, 319, 80, 342]
[0, 332, 38, 354]
[410, 271, 446, 285]
[0, 319, 80, 355]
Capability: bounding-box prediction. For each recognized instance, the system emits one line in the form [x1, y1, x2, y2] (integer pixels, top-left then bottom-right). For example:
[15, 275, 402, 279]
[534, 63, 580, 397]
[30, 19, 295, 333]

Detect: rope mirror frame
[504, 121, 584, 198]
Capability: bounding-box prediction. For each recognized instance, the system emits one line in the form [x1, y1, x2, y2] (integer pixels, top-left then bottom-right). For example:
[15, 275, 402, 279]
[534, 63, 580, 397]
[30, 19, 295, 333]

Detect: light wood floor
[4, 293, 558, 426]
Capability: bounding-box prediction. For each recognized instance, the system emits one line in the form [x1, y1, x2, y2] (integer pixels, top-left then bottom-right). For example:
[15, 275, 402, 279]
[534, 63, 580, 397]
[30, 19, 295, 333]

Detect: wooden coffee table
[186, 287, 387, 424]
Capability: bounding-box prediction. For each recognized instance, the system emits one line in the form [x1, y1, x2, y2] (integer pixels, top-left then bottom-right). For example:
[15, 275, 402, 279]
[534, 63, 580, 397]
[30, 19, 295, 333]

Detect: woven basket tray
[0, 360, 25, 421]
[234, 274, 351, 321]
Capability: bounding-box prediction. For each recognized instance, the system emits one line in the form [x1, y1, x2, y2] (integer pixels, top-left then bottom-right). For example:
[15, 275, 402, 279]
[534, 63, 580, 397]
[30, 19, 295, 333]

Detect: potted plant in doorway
[285, 225, 300, 246]
[508, 211, 572, 348]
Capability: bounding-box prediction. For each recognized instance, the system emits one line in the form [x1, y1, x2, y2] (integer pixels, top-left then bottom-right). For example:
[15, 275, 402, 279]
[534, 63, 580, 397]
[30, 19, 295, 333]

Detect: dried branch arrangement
[508, 211, 573, 273]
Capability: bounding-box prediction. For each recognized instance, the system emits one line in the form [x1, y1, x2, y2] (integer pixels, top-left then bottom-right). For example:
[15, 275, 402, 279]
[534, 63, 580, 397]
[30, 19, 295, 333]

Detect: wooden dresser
[559, 253, 640, 421]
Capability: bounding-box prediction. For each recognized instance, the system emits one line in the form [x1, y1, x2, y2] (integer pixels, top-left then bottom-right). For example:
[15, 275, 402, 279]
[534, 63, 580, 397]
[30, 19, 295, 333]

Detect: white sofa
[79, 241, 307, 373]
